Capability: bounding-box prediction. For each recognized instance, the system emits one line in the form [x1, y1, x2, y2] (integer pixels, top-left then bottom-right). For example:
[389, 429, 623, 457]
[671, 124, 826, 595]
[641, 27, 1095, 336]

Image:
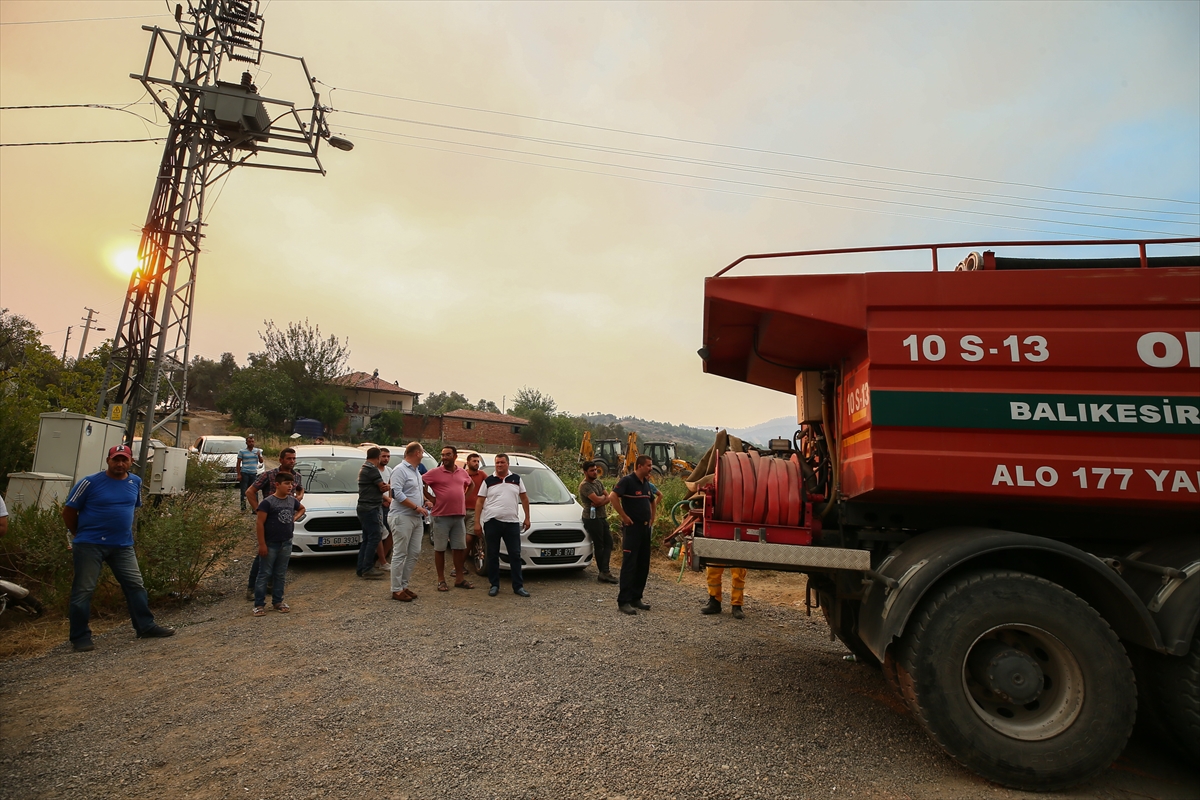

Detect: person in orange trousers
[702, 565, 746, 619]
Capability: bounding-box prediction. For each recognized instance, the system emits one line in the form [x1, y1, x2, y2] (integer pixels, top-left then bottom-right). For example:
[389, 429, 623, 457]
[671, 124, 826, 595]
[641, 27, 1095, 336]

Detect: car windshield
[483, 464, 574, 504]
[202, 440, 244, 455]
[295, 456, 365, 494]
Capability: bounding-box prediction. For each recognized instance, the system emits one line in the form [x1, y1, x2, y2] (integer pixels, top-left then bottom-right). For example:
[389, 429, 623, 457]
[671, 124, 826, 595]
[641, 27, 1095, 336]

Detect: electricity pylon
[97, 0, 349, 471]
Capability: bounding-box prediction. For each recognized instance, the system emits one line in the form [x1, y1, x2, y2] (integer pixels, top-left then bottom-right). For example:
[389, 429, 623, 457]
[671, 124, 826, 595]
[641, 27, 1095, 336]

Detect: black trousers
[583, 516, 612, 574]
[617, 522, 651, 605]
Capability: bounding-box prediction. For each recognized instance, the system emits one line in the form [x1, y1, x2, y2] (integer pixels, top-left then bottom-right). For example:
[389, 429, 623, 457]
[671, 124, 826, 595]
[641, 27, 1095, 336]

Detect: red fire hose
[715, 451, 804, 528]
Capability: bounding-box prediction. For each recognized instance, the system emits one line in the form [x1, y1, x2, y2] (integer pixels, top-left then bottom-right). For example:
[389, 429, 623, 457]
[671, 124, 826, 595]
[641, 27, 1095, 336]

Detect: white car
[189, 435, 264, 486]
[289, 444, 436, 559]
[458, 452, 594, 572]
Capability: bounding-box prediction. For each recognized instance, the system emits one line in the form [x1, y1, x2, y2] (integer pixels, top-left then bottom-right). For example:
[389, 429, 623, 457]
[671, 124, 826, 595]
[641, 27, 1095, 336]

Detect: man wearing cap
[61, 445, 175, 652]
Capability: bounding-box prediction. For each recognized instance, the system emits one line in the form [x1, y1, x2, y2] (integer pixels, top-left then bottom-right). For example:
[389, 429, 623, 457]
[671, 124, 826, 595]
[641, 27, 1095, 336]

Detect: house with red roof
[332, 371, 421, 416]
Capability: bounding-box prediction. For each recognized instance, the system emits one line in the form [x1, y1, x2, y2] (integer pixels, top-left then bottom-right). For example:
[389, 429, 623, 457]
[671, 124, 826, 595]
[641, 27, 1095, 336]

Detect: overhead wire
[335, 121, 1191, 238]
[0, 138, 165, 147]
[0, 13, 170, 26]
[332, 110, 1197, 232]
[343, 130, 1121, 241]
[316, 81, 1200, 208]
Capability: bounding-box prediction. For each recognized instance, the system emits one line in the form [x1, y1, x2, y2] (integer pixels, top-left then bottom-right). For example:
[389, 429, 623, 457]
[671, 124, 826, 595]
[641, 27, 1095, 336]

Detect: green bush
[0, 477, 246, 614]
[135, 491, 244, 600]
[0, 503, 100, 611]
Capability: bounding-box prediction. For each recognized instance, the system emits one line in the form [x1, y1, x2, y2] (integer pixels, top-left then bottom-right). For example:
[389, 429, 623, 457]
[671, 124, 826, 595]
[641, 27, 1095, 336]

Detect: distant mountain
[726, 415, 798, 448]
[585, 414, 718, 460]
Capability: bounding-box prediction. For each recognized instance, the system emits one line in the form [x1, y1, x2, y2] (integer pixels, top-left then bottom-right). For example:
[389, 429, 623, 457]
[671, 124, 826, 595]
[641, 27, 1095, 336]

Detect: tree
[187, 352, 239, 409]
[413, 390, 472, 415]
[220, 319, 353, 432]
[0, 309, 106, 491]
[217, 365, 295, 430]
[511, 386, 556, 417]
[258, 318, 349, 389]
[475, 398, 500, 414]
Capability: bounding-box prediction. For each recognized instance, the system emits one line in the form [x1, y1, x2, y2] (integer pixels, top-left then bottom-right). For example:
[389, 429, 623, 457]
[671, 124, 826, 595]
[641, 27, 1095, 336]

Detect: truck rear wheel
[897, 569, 1135, 791]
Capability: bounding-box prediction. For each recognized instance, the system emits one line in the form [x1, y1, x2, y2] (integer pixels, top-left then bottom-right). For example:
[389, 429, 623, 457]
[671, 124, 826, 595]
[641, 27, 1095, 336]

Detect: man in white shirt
[388, 443, 430, 601]
[473, 453, 531, 597]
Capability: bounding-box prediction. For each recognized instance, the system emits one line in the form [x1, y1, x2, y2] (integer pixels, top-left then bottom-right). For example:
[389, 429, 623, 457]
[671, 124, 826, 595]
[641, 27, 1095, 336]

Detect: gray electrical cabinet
[4, 472, 75, 511]
[31, 412, 127, 483]
[146, 446, 188, 495]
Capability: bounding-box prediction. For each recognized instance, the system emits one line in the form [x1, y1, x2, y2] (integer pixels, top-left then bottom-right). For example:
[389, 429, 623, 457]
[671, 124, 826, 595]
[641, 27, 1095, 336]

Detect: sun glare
[110, 247, 141, 278]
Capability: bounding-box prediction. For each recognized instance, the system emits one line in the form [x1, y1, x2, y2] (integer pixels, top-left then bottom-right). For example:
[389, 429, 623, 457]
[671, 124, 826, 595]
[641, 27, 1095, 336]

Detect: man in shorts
[422, 445, 474, 591]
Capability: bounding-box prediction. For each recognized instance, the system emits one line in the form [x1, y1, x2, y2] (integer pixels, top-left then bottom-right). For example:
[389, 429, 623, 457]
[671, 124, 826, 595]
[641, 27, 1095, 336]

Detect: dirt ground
[1, 536, 1196, 800]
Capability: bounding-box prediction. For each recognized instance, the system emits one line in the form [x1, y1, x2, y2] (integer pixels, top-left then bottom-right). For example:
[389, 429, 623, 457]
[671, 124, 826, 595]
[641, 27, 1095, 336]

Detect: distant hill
[726, 415, 798, 448]
[584, 414, 717, 460]
[581, 413, 800, 456]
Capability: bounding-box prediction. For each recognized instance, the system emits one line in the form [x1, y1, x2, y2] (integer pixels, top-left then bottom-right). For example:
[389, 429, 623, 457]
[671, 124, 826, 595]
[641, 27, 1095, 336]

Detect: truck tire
[896, 569, 1135, 791]
[1135, 629, 1200, 763]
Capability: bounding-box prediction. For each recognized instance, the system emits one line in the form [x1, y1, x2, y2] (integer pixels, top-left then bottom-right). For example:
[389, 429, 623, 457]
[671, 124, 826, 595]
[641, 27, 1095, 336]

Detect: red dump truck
[693, 238, 1200, 791]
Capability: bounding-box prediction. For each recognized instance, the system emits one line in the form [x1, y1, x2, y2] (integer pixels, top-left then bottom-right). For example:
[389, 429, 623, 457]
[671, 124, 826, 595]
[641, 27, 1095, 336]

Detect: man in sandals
[421, 445, 474, 592]
[253, 473, 304, 616]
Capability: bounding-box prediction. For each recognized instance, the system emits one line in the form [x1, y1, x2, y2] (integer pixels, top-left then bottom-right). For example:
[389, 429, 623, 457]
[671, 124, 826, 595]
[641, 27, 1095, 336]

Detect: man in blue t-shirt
[62, 445, 175, 652]
[237, 435, 263, 511]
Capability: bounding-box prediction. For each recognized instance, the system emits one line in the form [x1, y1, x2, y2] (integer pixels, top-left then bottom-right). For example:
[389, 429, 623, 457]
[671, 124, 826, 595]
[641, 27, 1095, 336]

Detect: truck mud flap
[692, 537, 870, 572]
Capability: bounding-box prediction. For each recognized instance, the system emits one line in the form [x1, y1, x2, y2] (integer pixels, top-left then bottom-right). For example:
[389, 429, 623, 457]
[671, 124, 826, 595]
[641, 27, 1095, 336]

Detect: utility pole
[95, 0, 349, 474]
[61, 327, 72, 366]
[76, 307, 105, 361]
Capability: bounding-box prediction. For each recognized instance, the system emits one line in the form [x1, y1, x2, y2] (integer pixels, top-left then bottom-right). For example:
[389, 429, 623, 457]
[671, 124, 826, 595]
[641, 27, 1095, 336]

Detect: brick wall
[400, 414, 531, 450]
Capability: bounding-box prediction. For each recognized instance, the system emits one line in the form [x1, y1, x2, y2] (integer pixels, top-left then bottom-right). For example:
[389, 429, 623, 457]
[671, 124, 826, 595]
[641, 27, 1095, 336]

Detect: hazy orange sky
[2, 1, 1197, 428]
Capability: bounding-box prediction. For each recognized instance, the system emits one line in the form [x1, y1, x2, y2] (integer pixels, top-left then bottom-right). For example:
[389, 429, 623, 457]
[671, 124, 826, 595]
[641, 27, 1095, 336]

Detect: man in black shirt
[357, 447, 389, 579]
[610, 455, 655, 615]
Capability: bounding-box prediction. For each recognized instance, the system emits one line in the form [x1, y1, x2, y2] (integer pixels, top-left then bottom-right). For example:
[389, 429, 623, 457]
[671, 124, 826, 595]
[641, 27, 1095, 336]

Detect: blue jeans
[69, 543, 157, 644]
[484, 519, 523, 591]
[255, 540, 292, 606]
[239, 473, 257, 510]
[356, 507, 384, 575]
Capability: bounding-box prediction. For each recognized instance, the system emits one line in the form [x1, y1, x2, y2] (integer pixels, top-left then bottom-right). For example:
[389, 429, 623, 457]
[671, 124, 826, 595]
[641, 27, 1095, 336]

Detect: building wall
[401, 414, 530, 449]
[339, 388, 415, 414]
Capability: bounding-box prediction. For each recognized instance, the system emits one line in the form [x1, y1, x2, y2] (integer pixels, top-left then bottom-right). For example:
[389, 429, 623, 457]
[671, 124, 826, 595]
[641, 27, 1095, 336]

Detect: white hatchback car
[189, 435, 264, 486]
[289, 444, 436, 559]
[459, 453, 594, 572]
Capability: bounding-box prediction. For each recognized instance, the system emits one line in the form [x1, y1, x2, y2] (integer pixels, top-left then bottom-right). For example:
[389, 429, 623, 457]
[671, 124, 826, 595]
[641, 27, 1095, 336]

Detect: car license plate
[539, 547, 576, 557]
[318, 535, 360, 546]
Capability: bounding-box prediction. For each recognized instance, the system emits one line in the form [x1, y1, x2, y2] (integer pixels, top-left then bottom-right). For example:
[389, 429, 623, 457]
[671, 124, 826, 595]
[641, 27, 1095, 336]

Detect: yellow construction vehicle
[644, 441, 694, 477]
[579, 431, 638, 477]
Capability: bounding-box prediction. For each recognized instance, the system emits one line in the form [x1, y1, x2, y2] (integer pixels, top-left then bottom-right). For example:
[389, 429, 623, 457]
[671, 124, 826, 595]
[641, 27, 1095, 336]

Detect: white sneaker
[377, 563, 392, 571]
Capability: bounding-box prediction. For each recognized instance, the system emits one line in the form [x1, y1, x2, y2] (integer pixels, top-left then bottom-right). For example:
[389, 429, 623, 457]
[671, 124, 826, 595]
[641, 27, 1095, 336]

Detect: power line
[332, 111, 1197, 230]
[0, 13, 169, 26]
[344, 131, 1119, 241]
[1, 103, 166, 127]
[317, 81, 1200, 207]
[337, 122, 1193, 238]
[0, 138, 165, 147]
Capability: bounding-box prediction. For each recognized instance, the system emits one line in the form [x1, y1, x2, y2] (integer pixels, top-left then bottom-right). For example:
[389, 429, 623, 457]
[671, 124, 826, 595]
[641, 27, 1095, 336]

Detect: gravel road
[1, 545, 1196, 800]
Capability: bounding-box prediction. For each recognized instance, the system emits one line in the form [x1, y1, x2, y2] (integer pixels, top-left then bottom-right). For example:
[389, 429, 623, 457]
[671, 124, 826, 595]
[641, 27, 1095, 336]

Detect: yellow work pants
[706, 566, 746, 606]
